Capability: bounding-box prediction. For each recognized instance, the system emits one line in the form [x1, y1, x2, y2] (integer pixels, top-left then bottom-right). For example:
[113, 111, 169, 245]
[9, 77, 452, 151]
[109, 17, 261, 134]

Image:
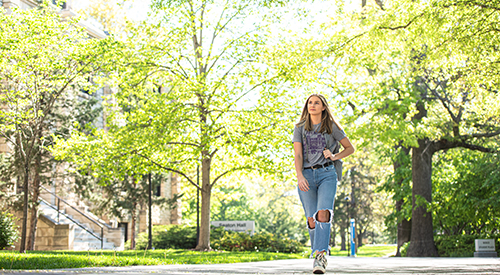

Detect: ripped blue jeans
[298, 164, 338, 257]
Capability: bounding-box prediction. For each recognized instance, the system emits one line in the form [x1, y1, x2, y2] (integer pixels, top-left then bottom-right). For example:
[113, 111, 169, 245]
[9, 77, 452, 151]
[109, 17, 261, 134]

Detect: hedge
[131, 224, 303, 253]
[400, 234, 500, 257]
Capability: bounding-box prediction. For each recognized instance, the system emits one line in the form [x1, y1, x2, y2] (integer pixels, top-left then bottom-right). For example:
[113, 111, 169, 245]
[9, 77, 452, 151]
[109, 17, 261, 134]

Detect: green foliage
[180, 174, 309, 245]
[211, 230, 304, 253]
[398, 236, 500, 257]
[400, 242, 409, 257]
[434, 235, 500, 257]
[378, 147, 412, 240]
[0, 1, 117, 251]
[319, 0, 500, 255]
[0, 4, 116, 139]
[0, 212, 19, 250]
[133, 224, 302, 253]
[253, 207, 308, 245]
[134, 225, 197, 250]
[433, 150, 500, 236]
[0, 154, 20, 208]
[52, 0, 306, 249]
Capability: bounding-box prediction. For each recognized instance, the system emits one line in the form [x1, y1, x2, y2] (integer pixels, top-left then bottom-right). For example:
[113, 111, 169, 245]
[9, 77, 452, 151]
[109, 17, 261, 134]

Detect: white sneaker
[313, 253, 327, 274]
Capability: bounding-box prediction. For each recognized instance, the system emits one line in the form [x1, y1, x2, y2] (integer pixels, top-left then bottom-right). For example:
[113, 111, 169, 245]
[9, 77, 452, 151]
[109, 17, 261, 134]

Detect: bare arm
[294, 142, 309, 192]
[323, 137, 355, 161]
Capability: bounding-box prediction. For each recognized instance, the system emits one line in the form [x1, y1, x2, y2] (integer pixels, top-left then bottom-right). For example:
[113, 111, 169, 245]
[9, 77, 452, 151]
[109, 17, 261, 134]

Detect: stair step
[39, 200, 121, 251]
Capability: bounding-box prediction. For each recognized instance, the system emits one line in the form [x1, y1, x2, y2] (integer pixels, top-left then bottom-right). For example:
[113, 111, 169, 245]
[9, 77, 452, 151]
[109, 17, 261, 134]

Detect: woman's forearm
[332, 146, 355, 161]
[294, 154, 304, 178]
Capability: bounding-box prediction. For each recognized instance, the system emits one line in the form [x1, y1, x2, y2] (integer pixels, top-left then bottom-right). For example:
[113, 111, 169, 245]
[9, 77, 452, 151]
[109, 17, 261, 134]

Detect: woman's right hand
[297, 175, 309, 192]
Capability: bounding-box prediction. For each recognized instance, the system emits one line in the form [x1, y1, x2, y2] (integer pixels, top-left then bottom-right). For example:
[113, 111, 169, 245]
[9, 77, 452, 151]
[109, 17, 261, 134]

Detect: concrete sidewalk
[2, 256, 500, 275]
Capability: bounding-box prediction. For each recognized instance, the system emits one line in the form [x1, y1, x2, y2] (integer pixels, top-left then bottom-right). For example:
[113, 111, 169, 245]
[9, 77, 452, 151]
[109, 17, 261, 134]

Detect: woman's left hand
[323, 149, 336, 161]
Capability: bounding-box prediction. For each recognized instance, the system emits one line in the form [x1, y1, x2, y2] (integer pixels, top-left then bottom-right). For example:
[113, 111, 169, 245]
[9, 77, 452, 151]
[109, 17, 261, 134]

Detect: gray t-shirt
[292, 122, 347, 168]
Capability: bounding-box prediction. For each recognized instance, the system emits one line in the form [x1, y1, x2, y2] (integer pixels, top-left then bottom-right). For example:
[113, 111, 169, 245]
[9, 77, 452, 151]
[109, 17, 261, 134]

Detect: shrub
[400, 242, 409, 257]
[435, 235, 500, 257]
[211, 230, 304, 253]
[132, 224, 303, 253]
[0, 211, 19, 250]
[400, 235, 500, 257]
[135, 225, 197, 250]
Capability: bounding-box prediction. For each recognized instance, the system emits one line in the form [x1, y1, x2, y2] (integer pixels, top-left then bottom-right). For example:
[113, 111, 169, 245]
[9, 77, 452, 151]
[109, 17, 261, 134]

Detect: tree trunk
[394, 146, 411, 257]
[396, 201, 411, 257]
[340, 225, 347, 251]
[27, 154, 42, 250]
[130, 203, 137, 250]
[357, 228, 364, 248]
[20, 163, 29, 253]
[195, 156, 211, 250]
[330, 223, 336, 247]
[407, 138, 438, 257]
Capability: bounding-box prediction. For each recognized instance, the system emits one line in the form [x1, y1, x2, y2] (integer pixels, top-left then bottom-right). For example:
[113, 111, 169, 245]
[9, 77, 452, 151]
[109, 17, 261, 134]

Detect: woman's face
[307, 96, 325, 116]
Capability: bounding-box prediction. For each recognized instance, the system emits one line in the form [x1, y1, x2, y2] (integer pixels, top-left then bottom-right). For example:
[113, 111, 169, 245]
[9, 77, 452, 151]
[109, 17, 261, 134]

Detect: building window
[118, 223, 128, 243]
[155, 184, 161, 197]
[52, 0, 67, 9]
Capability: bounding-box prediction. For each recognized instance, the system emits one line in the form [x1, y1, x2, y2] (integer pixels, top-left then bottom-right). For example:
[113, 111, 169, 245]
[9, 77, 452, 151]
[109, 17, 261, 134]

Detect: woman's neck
[310, 114, 321, 125]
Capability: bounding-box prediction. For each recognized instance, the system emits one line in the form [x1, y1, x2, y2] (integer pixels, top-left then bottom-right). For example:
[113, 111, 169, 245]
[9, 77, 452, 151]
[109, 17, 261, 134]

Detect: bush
[132, 224, 303, 253]
[0, 211, 19, 250]
[400, 242, 409, 257]
[211, 230, 304, 253]
[135, 225, 197, 250]
[400, 235, 500, 257]
[435, 235, 500, 257]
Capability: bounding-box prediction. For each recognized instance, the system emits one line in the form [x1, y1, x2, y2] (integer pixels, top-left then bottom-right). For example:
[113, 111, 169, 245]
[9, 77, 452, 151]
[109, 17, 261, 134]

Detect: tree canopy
[316, 0, 500, 256]
[0, 2, 116, 252]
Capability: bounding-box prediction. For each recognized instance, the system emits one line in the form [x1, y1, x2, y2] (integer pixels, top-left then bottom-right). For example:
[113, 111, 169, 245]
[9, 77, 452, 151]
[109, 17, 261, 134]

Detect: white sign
[475, 239, 496, 252]
[211, 221, 255, 235]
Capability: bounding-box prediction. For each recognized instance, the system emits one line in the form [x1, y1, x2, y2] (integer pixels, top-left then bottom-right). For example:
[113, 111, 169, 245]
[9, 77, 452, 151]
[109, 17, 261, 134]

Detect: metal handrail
[40, 186, 104, 250]
[39, 198, 103, 248]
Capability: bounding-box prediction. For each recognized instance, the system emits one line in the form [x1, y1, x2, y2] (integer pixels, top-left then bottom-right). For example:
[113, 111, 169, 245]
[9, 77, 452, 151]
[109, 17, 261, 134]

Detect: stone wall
[35, 215, 74, 251]
[10, 211, 74, 251]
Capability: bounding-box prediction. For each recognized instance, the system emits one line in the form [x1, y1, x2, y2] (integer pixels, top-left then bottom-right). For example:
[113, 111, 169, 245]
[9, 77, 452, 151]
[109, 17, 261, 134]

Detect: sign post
[350, 219, 356, 257]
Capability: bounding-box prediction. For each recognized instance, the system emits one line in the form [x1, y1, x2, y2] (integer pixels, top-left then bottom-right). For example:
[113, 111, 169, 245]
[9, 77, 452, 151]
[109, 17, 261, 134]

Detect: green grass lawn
[330, 244, 397, 257]
[0, 245, 396, 270]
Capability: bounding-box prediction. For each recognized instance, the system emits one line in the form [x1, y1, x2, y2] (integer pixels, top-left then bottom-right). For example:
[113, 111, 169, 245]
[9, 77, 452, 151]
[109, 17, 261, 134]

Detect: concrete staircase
[38, 199, 124, 251]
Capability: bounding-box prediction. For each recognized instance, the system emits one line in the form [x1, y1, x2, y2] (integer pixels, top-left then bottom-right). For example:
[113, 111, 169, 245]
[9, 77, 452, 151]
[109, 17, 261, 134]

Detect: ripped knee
[307, 217, 315, 229]
[314, 209, 333, 223]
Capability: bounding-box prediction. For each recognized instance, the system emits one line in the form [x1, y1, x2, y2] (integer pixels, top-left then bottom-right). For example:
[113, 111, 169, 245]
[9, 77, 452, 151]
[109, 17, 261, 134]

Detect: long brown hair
[296, 94, 343, 134]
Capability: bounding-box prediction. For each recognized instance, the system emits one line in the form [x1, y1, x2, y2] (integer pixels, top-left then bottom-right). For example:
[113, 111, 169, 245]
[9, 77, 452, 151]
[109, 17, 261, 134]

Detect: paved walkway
[2, 256, 500, 275]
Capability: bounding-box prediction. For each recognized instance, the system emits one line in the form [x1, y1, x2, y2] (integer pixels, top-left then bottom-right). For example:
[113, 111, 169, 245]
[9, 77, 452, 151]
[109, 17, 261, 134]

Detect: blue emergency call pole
[350, 218, 356, 257]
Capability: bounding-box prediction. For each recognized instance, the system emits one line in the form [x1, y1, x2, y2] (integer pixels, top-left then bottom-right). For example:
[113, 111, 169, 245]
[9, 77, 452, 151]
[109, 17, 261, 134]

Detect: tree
[433, 149, 500, 236]
[53, 119, 178, 249]
[347, 159, 389, 247]
[72, 0, 305, 250]
[316, 0, 500, 256]
[379, 146, 412, 256]
[333, 188, 349, 251]
[0, 2, 115, 252]
[330, 144, 392, 250]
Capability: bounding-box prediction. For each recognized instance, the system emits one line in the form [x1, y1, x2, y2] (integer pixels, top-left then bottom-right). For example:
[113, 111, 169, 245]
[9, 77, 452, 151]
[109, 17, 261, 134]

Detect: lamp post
[196, 165, 200, 247]
[350, 218, 356, 257]
[148, 173, 152, 250]
[344, 197, 350, 255]
[344, 196, 356, 256]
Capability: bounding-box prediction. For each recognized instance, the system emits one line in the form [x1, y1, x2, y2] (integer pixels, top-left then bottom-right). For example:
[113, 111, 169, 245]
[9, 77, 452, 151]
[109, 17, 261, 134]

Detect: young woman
[292, 94, 355, 274]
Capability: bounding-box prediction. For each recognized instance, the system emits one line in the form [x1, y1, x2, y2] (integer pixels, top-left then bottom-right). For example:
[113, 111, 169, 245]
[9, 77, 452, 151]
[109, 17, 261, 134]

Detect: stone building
[1, 0, 182, 251]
